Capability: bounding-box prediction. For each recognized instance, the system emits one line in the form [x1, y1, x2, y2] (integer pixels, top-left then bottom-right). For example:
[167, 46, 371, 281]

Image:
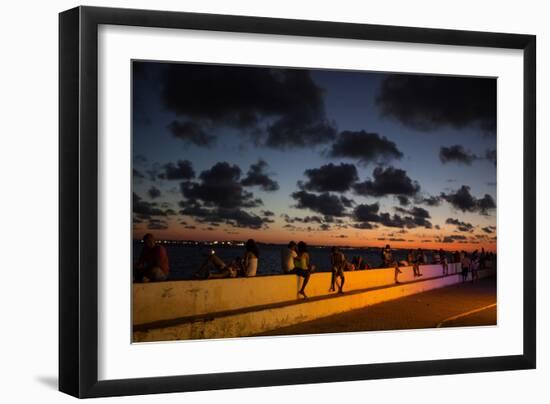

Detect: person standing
[432, 249, 441, 265]
[330, 247, 346, 293]
[415, 248, 424, 276]
[461, 251, 471, 282]
[408, 249, 421, 277]
[294, 241, 313, 298]
[440, 249, 449, 276]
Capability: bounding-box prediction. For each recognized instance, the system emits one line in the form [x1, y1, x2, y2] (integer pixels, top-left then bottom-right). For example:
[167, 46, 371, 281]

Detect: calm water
[133, 242, 447, 280]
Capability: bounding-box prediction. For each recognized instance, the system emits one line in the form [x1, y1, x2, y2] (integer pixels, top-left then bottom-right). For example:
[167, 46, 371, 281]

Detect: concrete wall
[133, 263, 462, 326]
[134, 268, 495, 342]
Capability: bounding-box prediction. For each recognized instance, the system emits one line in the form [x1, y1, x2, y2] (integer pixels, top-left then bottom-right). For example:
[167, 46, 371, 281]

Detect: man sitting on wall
[382, 244, 402, 284]
[134, 233, 170, 282]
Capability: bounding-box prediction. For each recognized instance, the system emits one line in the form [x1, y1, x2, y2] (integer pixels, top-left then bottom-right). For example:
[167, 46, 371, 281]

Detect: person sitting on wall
[195, 239, 259, 279]
[281, 241, 298, 274]
[382, 244, 402, 284]
[242, 239, 259, 277]
[329, 247, 346, 293]
[133, 233, 170, 282]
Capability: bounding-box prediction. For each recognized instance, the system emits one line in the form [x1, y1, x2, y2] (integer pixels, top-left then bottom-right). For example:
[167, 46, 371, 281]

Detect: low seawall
[134, 270, 497, 342]
[133, 263, 465, 326]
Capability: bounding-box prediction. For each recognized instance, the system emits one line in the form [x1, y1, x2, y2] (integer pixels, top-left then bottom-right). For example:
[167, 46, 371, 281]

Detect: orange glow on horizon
[133, 223, 496, 253]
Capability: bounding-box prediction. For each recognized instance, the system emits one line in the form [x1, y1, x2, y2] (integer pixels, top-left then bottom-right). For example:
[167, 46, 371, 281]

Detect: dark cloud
[160, 63, 336, 149]
[353, 222, 376, 230]
[241, 160, 279, 191]
[148, 186, 161, 199]
[158, 160, 195, 180]
[353, 203, 381, 222]
[175, 161, 274, 229]
[441, 235, 468, 243]
[482, 225, 496, 234]
[282, 214, 325, 224]
[394, 206, 433, 228]
[262, 210, 275, 217]
[340, 196, 354, 208]
[291, 190, 348, 217]
[439, 145, 477, 165]
[352, 203, 432, 229]
[133, 192, 174, 218]
[416, 195, 442, 206]
[397, 196, 410, 206]
[212, 208, 267, 229]
[377, 213, 409, 228]
[485, 149, 497, 166]
[377, 74, 496, 133]
[301, 163, 358, 193]
[147, 218, 168, 230]
[354, 166, 420, 197]
[446, 218, 474, 232]
[179, 202, 269, 230]
[133, 168, 145, 179]
[168, 120, 216, 147]
[328, 130, 403, 164]
[181, 162, 261, 210]
[441, 185, 496, 215]
[477, 194, 497, 215]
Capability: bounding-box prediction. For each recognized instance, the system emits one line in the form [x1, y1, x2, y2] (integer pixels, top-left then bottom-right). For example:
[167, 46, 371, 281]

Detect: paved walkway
[257, 277, 497, 336]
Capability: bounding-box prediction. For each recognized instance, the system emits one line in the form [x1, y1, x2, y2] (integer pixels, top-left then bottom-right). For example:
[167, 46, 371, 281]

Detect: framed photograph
[59, 6, 536, 398]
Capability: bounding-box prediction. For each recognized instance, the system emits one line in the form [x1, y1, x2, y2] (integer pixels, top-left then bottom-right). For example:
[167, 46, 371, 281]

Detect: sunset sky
[132, 61, 497, 252]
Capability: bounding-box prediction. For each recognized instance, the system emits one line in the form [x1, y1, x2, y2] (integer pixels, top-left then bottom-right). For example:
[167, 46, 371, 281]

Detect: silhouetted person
[453, 250, 461, 264]
[281, 241, 298, 273]
[415, 248, 424, 276]
[294, 241, 313, 299]
[471, 250, 480, 282]
[195, 238, 259, 278]
[330, 247, 346, 293]
[432, 249, 441, 264]
[440, 249, 449, 275]
[461, 251, 471, 282]
[134, 233, 169, 282]
[408, 249, 421, 277]
[383, 244, 401, 283]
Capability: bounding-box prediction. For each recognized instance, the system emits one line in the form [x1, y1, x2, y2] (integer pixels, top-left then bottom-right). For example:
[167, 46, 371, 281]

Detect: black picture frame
[59, 5, 536, 398]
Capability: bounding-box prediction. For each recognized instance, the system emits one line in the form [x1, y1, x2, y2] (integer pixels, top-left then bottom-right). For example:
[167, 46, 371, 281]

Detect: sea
[132, 242, 443, 280]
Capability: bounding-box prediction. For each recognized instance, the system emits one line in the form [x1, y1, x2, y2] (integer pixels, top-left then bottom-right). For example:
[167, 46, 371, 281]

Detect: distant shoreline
[132, 239, 495, 253]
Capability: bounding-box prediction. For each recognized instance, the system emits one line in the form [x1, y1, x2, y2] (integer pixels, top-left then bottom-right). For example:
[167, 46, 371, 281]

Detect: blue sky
[132, 61, 496, 250]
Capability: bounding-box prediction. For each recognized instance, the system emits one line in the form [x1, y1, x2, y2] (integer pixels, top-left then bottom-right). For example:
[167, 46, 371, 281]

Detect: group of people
[405, 248, 449, 278]
[458, 249, 488, 283]
[193, 239, 260, 279]
[281, 241, 316, 298]
[133, 234, 493, 297]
